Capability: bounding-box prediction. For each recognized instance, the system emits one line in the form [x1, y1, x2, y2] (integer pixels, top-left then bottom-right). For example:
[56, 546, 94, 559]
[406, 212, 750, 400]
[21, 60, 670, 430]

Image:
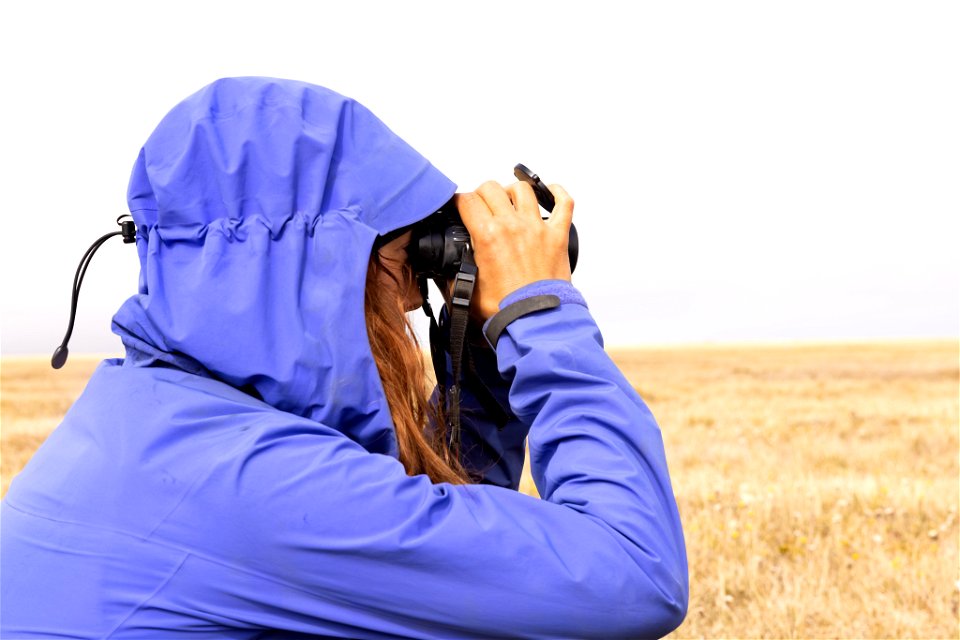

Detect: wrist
[498, 279, 584, 309]
[482, 280, 588, 349]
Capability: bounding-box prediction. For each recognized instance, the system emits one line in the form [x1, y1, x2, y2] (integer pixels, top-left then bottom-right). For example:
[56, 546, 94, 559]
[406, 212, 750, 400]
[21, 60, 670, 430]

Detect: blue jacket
[1, 77, 688, 639]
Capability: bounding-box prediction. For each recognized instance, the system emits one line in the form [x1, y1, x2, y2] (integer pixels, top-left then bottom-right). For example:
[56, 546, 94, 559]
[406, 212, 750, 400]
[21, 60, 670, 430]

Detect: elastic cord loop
[52, 216, 138, 369]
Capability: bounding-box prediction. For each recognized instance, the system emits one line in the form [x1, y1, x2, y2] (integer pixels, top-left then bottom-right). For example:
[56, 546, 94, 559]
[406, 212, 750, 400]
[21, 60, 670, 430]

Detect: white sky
[1, 1, 957, 356]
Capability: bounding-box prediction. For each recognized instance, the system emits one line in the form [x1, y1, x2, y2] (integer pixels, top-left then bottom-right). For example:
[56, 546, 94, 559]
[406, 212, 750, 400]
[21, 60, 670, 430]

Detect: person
[1, 77, 688, 638]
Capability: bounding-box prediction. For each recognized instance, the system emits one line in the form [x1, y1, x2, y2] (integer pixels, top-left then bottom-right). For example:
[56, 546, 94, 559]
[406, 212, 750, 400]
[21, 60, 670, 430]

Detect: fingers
[457, 179, 573, 244]
[475, 181, 515, 218]
[504, 181, 542, 222]
[451, 179, 574, 319]
[545, 183, 574, 232]
[454, 191, 491, 235]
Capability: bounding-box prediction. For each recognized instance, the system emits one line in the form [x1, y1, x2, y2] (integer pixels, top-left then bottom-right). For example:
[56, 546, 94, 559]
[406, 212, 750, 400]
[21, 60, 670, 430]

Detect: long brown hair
[365, 251, 473, 485]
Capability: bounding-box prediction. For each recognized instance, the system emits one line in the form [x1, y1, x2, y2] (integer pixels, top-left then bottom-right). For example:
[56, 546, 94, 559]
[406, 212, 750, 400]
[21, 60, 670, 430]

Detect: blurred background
[0, 1, 956, 354]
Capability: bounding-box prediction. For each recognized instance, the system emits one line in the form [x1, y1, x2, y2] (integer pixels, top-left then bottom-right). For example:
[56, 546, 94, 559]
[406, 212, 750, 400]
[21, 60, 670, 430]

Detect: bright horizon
[1, 2, 957, 356]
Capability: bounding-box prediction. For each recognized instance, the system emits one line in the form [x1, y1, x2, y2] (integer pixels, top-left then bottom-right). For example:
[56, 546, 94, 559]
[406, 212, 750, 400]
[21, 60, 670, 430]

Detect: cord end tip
[51, 346, 69, 369]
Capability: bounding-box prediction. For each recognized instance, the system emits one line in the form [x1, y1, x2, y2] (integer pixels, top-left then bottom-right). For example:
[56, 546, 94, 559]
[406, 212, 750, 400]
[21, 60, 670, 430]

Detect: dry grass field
[3, 341, 958, 638]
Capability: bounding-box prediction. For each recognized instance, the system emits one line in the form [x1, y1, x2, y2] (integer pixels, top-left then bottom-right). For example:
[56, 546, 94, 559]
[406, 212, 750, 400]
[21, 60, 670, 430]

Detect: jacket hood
[111, 77, 456, 455]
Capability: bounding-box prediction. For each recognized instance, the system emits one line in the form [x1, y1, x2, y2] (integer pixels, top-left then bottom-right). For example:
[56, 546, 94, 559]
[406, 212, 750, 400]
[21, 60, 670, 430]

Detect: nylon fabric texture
[1, 77, 688, 639]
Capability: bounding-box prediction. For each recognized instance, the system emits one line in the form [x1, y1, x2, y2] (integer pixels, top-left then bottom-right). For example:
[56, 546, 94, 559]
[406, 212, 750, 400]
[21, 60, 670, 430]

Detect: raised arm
[160, 297, 688, 637]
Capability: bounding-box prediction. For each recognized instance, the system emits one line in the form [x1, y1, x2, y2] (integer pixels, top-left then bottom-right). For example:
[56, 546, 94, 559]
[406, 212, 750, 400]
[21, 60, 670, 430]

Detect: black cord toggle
[117, 214, 137, 243]
[51, 215, 137, 369]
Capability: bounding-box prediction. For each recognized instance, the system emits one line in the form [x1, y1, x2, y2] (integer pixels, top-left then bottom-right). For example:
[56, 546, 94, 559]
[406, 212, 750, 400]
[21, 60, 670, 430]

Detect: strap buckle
[450, 269, 476, 309]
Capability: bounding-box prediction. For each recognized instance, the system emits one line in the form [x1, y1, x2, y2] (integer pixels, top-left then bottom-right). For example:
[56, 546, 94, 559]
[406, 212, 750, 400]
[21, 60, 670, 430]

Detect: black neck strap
[445, 250, 477, 454]
[419, 248, 477, 457]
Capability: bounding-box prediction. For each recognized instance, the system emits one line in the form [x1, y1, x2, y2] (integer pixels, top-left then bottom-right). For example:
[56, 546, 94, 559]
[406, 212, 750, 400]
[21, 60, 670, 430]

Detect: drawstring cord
[51, 215, 136, 369]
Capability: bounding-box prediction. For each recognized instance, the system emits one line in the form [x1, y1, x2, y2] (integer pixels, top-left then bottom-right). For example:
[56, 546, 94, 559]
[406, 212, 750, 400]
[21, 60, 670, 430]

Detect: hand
[454, 180, 574, 320]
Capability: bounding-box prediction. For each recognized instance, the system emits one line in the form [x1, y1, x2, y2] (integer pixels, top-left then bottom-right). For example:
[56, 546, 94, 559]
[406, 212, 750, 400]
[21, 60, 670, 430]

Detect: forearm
[492, 282, 688, 603]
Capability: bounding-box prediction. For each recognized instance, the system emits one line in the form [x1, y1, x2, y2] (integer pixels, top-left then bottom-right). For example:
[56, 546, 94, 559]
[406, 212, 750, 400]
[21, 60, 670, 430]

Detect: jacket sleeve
[168, 287, 689, 639]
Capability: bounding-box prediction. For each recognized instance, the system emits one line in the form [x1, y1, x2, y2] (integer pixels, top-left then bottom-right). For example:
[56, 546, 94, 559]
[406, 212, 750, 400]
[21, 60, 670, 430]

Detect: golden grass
[3, 342, 958, 638]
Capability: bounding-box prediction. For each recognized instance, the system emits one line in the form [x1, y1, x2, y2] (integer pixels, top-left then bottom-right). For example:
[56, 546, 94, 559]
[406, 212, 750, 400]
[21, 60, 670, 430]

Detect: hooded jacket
[1, 77, 688, 639]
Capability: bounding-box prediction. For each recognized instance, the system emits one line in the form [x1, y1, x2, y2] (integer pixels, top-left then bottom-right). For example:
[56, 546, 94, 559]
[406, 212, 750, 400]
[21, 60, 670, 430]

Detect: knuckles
[455, 191, 481, 211]
[476, 180, 503, 197]
[505, 180, 534, 199]
[469, 220, 497, 245]
[480, 221, 497, 239]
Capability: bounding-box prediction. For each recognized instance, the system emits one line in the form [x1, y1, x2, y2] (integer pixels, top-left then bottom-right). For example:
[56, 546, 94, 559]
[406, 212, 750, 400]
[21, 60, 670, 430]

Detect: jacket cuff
[481, 280, 588, 349]
[498, 279, 587, 309]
